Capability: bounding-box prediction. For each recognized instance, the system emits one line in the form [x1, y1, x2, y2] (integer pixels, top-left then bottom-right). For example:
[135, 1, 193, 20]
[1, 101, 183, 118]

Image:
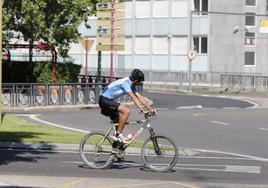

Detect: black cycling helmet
[130, 69, 144, 82]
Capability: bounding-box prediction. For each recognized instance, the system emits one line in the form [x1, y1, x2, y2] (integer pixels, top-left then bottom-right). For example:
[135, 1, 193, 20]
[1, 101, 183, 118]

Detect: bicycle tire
[141, 135, 178, 172]
[79, 131, 115, 169]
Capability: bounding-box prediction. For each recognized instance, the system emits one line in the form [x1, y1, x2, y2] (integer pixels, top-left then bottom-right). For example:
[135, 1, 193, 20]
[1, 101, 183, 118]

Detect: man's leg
[117, 104, 130, 133]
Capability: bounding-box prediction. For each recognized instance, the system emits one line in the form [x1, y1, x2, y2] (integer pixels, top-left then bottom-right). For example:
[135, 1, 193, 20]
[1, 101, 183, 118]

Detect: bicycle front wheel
[141, 135, 178, 172]
[79, 131, 114, 169]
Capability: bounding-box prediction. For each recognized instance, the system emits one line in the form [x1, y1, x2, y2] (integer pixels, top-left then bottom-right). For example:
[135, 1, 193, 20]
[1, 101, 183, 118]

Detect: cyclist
[99, 69, 157, 144]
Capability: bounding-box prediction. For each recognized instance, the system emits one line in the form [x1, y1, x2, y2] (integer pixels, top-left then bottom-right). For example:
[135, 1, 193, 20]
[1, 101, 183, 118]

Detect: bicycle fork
[148, 124, 162, 155]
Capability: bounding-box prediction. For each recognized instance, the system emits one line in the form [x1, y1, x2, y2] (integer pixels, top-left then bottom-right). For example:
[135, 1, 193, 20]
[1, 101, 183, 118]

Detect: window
[136, 19, 150, 35]
[245, 13, 256, 26]
[136, 1, 150, 18]
[267, 0, 268, 13]
[244, 51, 255, 65]
[193, 36, 207, 54]
[125, 2, 133, 18]
[171, 37, 188, 54]
[245, 32, 255, 45]
[135, 37, 150, 54]
[172, 1, 188, 17]
[193, 0, 208, 15]
[246, 0, 256, 6]
[153, 37, 168, 54]
[153, 1, 169, 18]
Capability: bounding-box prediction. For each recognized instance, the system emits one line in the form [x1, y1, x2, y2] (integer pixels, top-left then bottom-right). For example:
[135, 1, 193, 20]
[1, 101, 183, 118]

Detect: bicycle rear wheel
[141, 135, 178, 172]
[79, 131, 114, 169]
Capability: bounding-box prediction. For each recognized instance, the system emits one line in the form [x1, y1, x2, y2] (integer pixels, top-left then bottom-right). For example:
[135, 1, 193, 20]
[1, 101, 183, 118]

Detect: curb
[3, 98, 153, 113]
[0, 141, 200, 156]
[3, 104, 99, 113]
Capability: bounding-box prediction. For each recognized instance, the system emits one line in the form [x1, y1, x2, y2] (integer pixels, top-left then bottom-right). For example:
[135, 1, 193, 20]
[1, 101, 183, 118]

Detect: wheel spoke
[79, 132, 114, 169]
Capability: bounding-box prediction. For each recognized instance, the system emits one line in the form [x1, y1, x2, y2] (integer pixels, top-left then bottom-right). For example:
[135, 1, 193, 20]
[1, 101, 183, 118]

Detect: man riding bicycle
[99, 69, 157, 144]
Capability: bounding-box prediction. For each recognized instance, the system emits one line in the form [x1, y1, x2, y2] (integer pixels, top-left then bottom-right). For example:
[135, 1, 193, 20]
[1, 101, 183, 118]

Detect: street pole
[97, 51, 102, 83]
[109, 0, 115, 83]
[85, 39, 88, 83]
[188, 9, 193, 94]
[0, 0, 3, 124]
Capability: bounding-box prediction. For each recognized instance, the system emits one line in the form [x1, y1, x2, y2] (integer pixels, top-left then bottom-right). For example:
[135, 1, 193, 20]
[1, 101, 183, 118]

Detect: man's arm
[134, 92, 155, 112]
[127, 92, 144, 112]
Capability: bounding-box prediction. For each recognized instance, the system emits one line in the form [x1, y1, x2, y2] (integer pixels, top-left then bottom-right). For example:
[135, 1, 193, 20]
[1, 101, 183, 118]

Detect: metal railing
[2, 78, 143, 108]
[2, 83, 104, 108]
[220, 74, 268, 91]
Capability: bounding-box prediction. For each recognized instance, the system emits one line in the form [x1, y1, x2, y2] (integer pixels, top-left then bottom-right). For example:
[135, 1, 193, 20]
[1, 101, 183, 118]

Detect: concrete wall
[209, 0, 268, 75]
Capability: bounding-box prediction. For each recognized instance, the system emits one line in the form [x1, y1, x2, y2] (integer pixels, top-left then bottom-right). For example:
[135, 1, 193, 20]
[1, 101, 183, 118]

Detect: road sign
[80, 39, 94, 52]
[187, 50, 197, 61]
[96, 1, 125, 52]
[97, 27, 124, 36]
[96, 2, 125, 11]
[97, 11, 125, 19]
[260, 19, 268, 33]
[96, 19, 124, 27]
[96, 44, 124, 51]
[96, 36, 124, 43]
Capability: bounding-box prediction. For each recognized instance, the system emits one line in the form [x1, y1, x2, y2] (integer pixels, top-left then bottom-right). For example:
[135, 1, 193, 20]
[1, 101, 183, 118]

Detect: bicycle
[79, 112, 178, 172]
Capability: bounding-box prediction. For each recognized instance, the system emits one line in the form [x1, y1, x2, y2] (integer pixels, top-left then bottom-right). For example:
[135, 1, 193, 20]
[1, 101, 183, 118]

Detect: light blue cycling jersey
[101, 77, 137, 100]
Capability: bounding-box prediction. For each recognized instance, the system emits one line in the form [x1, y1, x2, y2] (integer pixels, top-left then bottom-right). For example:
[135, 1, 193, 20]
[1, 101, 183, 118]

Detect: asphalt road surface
[2, 92, 268, 187]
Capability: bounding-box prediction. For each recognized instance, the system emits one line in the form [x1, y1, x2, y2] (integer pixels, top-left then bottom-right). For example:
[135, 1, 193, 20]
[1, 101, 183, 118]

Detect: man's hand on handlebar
[140, 109, 157, 116]
[149, 108, 157, 115]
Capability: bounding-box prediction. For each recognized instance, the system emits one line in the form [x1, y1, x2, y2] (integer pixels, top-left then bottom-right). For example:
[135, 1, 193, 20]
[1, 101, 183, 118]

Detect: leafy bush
[3, 61, 81, 83]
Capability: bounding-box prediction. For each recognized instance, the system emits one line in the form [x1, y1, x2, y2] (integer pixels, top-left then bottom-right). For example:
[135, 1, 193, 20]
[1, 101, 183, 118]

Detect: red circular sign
[187, 50, 197, 61]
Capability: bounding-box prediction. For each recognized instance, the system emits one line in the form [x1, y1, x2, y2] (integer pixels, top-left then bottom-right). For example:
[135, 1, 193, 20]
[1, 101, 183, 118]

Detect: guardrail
[2, 82, 142, 108]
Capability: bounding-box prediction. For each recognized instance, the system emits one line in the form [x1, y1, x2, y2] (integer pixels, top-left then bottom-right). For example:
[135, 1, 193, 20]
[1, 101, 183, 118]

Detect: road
[1, 92, 268, 187]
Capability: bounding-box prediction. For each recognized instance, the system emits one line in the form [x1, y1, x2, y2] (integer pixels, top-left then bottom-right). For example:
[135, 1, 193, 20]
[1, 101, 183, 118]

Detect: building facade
[70, 0, 268, 85]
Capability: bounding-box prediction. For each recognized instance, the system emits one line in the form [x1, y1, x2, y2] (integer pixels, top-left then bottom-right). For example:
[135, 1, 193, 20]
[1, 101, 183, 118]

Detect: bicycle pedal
[114, 148, 125, 159]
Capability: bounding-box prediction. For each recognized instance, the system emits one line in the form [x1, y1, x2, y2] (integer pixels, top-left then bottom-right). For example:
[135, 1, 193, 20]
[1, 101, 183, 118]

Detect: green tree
[3, 0, 96, 62]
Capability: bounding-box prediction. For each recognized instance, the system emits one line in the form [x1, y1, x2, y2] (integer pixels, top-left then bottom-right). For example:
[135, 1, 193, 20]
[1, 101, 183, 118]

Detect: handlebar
[143, 110, 157, 122]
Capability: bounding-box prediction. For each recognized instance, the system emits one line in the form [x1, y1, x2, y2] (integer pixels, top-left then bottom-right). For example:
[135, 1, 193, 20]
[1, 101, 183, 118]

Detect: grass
[0, 114, 84, 144]
[0, 114, 160, 149]
[0, 114, 144, 146]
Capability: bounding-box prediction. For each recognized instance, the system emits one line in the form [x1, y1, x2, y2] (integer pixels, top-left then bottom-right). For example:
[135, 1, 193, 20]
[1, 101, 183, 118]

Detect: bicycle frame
[98, 114, 159, 152]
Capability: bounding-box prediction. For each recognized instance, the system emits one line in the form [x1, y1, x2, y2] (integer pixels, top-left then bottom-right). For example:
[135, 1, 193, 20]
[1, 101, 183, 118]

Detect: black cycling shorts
[99, 95, 120, 121]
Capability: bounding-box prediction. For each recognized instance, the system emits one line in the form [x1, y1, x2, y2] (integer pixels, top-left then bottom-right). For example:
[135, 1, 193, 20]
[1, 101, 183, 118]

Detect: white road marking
[225, 165, 261, 174]
[62, 161, 261, 174]
[13, 114, 40, 117]
[0, 181, 10, 186]
[193, 113, 204, 117]
[13, 114, 89, 133]
[196, 149, 268, 162]
[176, 165, 260, 174]
[210, 120, 230, 126]
[156, 108, 170, 111]
[177, 105, 202, 109]
[222, 107, 239, 109]
[30, 115, 89, 133]
[259, 128, 268, 131]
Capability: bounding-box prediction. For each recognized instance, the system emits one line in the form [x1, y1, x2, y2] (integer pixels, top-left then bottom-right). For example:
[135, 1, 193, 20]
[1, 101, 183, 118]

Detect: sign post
[80, 39, 94, 83]
[96, 1, 125, 82]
